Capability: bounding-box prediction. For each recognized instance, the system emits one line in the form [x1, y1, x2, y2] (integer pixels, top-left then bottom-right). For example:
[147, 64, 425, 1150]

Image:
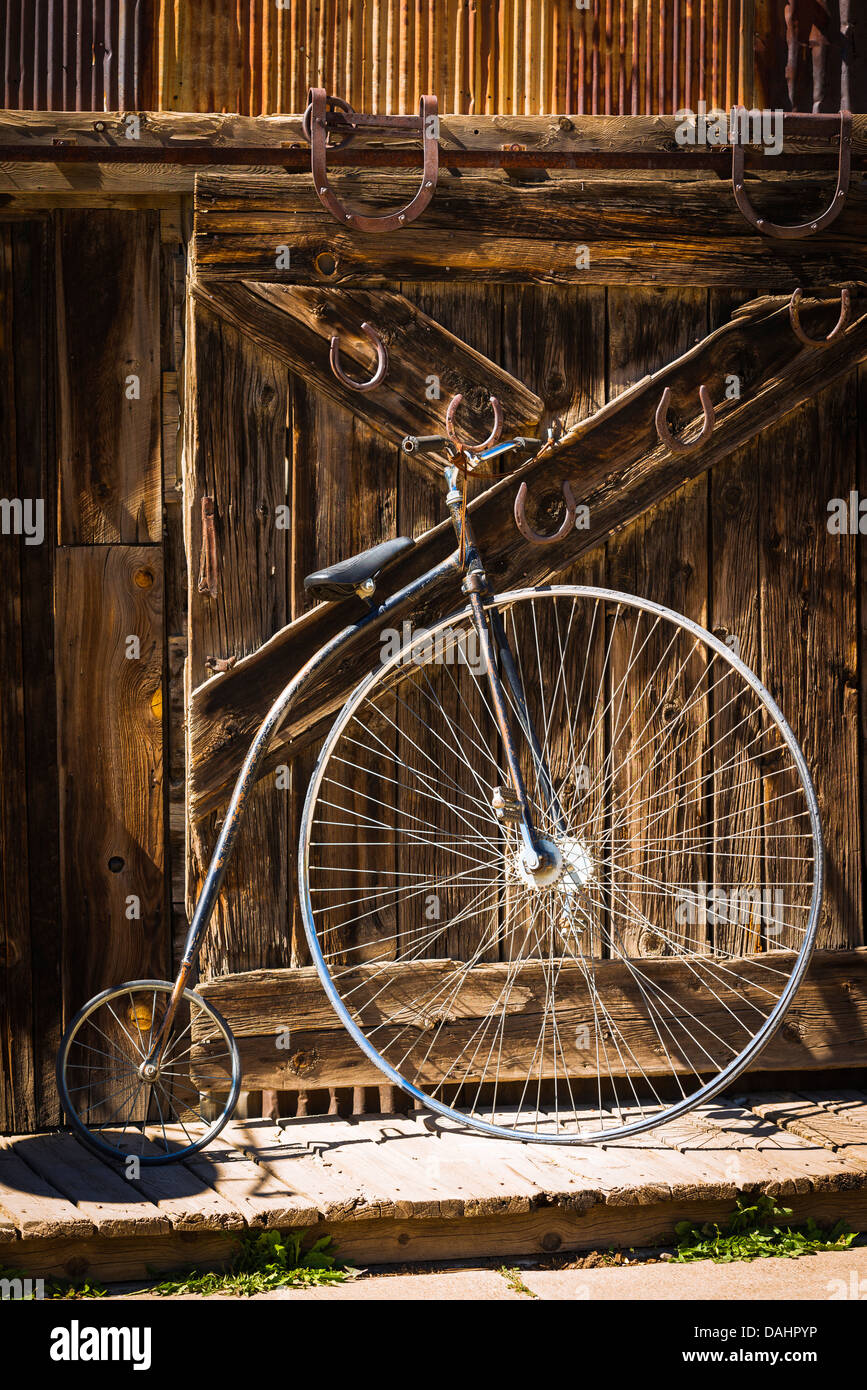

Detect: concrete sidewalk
[109, 1247, 867, 1300]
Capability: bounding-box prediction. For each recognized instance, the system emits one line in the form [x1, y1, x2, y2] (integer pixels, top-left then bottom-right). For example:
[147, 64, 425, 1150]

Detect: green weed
[673, 1194, 856, 1264]
[150, 1229, 361, 1297]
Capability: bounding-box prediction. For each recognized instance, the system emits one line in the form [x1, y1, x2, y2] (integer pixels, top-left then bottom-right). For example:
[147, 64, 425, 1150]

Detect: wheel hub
[513, 834, 595, 892]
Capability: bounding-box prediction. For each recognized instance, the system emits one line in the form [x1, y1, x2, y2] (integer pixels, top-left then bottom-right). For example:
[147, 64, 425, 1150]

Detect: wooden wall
[186, 281, 865, 985]
[1, 199, 866, 1131]
[0, 202, 186, 1132]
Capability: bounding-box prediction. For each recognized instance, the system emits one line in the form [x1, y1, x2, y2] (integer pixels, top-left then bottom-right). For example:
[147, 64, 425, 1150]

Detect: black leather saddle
[303, 536, 415, 602]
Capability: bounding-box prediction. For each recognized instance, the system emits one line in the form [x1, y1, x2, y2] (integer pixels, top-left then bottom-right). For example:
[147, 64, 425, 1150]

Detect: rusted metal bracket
[514, 480, 578, 545]
[655, 385, 715, 454]
[445, 393, 503, 456]
[205, 654, 237, 674]
[329, 321, 388, 392]
[733, 110, 852, 239]
[197, 496, 218, 598]
[789, 286, 852, 347]
[303, 87, 439, 232]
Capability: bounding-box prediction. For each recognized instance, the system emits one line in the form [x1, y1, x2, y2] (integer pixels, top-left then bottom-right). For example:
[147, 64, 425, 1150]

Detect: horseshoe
[655, 384, 715, 455]
[445, 394, 503, 455]
[514, 480, 578, 545]
[306, 87, 439, 233]
[732, 109, 852, 240]
[329, 322, 388, 393]
[788, 285, 851, 348]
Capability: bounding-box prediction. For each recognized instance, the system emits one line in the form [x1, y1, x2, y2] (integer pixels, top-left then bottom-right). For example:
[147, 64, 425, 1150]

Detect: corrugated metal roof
[153, 0, 754, 116]
[2, 2, 856, 119]
[2, 0, 148, 110]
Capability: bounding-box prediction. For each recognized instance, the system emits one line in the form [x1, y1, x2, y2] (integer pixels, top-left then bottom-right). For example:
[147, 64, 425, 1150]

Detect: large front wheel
[299, 586, 822, 1143]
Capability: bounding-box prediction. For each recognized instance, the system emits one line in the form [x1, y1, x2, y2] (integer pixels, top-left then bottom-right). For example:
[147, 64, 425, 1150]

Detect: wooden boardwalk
[3, 1092, 867, 1283]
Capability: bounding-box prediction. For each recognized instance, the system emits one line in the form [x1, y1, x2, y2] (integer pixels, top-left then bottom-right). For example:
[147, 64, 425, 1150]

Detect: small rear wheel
[56, 980, 241, 1165]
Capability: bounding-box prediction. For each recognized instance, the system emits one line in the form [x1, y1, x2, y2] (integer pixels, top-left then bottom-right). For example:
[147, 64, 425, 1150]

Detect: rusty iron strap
[197, 496, 218, 599]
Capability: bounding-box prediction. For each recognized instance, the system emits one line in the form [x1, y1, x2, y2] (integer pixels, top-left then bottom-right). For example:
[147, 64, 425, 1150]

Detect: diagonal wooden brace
[188, 287, 867, 821]
[192, 279, 544, 454]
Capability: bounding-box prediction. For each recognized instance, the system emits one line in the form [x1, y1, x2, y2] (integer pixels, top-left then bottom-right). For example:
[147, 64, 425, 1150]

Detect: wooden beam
[194, 281, 544, 451]
[188, 288, 867, 820]
[195, 949, 867, 1089]
[193, 170, 867, 288]
[1, 110, 863, 159]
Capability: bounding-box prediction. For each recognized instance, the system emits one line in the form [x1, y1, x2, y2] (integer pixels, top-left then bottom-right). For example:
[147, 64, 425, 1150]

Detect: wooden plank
[314, 1184, 867, 1263]
[55, 209, 162, 544]
[494, 280, 608, 963]
[224, 1118, 412, 1221]
[193, 170, 867, 287]
[11, 219, 62, 1129]
[6, 1134, 170, 1237]
[414, 1108, 710, 1205]
[760, 377, 862, 949]
[0, 224, 36, 1134]
[739, 1090, 867, 1162]
[0, 191, 186, 212]
[278, 1111, 538, 1216]
[195, 280, 544, 453]
[5, 1191, 867, 1277]
[0, 1139, 94, 1240]
[188, 289, 867, 819]
[683, 1099, 867, 1191]
[606, 287, 710, 959]
[123, 1133, 247, 1231]
[285, 296, 402, 979]
[708, 289, 762, 959]
[170, 1131, 319, 1228]
[0, 1230, 238, 1282]
[183, 300, 290, 978]
[627, 1103, 867, 1194]
[55, 547, 167, 1011]
[196, 948, 867, 1089]
[394, 282, 503, 968]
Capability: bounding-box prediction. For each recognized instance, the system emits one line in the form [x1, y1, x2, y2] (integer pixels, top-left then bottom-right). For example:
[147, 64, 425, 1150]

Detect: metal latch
[492, 786, 523, 825]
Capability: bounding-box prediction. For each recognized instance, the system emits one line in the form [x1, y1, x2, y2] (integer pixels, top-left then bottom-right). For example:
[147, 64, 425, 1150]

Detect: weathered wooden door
[184, 149, 867, 1101]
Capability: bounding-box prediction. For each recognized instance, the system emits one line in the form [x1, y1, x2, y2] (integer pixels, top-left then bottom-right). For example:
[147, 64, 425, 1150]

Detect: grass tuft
[673, 1194, 857, 1264]
[150, 1229, 361, 1297]
[0, 1264, 106, 1299]
[499, 1265, 538, 1297]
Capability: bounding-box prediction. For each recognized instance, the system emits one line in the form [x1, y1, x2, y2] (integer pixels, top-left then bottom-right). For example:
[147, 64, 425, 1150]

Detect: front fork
[445, 467, 566, 873]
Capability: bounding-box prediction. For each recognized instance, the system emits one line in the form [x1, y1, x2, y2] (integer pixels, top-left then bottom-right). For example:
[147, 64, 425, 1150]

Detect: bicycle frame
[145, 459, 559, 1067]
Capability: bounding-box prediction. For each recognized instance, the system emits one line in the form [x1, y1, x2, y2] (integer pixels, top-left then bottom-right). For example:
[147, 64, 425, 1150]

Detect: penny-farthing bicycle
[57, 410, 823, 1163]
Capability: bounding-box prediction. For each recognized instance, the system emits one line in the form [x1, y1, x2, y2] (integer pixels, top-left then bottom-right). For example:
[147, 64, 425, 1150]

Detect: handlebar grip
[401, 434, 450, 455]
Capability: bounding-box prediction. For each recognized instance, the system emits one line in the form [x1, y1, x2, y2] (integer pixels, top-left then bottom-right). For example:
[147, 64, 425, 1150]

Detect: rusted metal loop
[445, 393, 503, 454]
[655, 384, 715, 454]
[732, 109, 852, 240]
[514, 480, 578, 546]
[788, 285, 852, 347]
[329, 321, 388, 393]
[308, 87, 439, 233]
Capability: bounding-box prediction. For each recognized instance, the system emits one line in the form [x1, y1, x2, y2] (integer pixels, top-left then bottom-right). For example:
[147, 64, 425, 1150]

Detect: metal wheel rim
[299, 585, 823, 1145]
